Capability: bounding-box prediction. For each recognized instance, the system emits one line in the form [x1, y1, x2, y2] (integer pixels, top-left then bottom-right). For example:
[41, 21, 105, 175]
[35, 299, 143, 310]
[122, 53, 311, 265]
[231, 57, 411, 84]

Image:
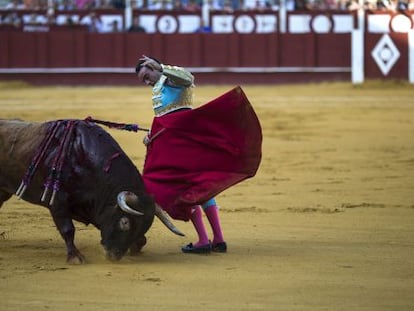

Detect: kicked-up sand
[0, 81, 413, 310]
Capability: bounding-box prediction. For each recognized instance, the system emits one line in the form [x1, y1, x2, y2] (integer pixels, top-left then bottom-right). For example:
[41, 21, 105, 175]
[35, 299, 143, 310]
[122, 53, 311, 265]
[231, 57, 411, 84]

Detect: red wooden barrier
[0, 32, 351, 68]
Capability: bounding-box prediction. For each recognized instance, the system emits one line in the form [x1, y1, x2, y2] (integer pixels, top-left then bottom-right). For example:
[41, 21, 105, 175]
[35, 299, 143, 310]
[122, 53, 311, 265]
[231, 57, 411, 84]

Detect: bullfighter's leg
[203, 199, 227, 253]
[181, 205, 211, 254]
[182, 198, 227, 253]
[49, 207, 86, 264]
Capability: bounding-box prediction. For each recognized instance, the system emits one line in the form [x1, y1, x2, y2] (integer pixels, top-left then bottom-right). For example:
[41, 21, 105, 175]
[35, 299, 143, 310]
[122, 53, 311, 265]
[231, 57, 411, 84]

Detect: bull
[0, 119, 182, 264]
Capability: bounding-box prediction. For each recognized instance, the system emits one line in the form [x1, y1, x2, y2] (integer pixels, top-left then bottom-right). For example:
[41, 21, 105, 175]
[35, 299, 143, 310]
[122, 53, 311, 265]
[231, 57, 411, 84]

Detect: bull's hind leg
[0, 191, 12, 208]
[49, 207, 86, 264]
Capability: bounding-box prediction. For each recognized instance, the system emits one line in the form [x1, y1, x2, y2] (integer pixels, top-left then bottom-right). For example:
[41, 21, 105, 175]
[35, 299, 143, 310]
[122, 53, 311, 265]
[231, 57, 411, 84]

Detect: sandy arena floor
[0, 82, 413, 310]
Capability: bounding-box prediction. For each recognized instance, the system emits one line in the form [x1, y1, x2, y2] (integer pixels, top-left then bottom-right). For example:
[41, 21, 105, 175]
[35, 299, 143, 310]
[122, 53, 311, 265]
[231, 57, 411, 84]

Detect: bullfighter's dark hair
[135, 56, 162, 74]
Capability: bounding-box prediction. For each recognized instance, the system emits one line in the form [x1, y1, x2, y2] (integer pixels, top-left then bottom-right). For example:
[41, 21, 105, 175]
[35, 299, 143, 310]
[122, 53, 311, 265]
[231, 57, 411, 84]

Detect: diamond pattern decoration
[371, 34, 400, 76]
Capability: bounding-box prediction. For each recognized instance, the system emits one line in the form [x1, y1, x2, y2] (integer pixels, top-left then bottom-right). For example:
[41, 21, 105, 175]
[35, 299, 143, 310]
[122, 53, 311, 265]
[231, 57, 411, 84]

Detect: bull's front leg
[129, 235, 147, 255]
[49, 208, 86, 264]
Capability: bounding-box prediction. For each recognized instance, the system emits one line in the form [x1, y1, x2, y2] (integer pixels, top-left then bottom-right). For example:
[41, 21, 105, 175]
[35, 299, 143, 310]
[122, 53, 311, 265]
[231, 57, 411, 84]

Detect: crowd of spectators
[1, 0, 413, 12]
[0, 0, 413, 33]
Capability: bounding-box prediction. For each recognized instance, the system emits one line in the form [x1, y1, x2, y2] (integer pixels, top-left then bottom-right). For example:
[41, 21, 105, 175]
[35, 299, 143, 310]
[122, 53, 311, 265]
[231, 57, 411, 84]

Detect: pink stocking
[190, 206, 210, 247]
[204, 205, 224, 245]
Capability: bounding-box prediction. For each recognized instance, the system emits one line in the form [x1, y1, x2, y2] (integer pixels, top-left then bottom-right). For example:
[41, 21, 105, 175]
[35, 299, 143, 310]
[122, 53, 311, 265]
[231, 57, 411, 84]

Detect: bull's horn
[155, 204, 185, 237]
[117, 191, 144, 216]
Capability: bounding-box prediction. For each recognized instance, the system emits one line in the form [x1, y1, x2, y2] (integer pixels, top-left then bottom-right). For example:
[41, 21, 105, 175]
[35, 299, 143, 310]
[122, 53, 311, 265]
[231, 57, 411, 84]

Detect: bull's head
[101, 191, 184, 261]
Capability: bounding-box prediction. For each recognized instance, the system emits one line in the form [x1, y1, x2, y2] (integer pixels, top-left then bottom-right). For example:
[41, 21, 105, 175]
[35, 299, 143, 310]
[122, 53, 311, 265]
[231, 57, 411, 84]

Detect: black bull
[0, 119, 182, 264]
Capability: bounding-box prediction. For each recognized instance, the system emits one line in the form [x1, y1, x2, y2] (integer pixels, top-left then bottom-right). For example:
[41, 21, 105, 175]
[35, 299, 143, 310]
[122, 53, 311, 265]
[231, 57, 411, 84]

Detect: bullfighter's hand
[143, 133, 150, 146]
[139, 55, 162, 72]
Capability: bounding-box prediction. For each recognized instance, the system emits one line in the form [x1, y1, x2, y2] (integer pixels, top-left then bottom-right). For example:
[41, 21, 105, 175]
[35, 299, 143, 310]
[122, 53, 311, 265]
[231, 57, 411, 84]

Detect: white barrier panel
[352, 29, 364, 84]
[410, 30, 414, 83]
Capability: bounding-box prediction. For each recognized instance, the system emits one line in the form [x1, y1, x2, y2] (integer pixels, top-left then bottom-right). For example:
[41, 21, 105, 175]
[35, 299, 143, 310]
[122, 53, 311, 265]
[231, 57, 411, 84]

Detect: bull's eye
[119, 217, 131, 231]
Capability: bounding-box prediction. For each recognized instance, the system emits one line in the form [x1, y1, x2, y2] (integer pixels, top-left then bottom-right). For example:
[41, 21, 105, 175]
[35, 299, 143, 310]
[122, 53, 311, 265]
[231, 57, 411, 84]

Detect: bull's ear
[117, 191, 144, 216]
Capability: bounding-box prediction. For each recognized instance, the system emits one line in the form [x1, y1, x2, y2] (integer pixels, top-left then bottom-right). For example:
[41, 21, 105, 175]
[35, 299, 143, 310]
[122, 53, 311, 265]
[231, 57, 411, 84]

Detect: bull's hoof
[66, 252, 86, 264]
[129, 236, 147, 255]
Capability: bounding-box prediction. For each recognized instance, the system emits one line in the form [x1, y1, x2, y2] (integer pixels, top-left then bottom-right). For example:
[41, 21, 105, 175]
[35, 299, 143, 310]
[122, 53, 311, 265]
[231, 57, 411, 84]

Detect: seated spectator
[346, 0, 360, 10]
[111, 0, 125, 9]
[203, 0, 223, 10]
[57, 0, 76, 10]
[172, 0, 184, 10]
[75, 0, 95, 9]
[363, 0, 377, 10]
[46, 8, 56, 25]
[295, 0, 312, 10]
[243, 0, 268, 10]
[324, 0, 339, 9]
[81, 12, 103, 32]
[148, 0, 173, 10]
[130, 0, 145, 8]
[127, 16, 146, 32]
[24, 0, 47, 10]
[397, 0, 408, 9]
[63, 15, 78, 26]
[5, 0, 26, 9]
[222, 0, 235, 12]
[376, 0, 395, 10]
[110, 19, 122, 32]
[183, 0, 201, 11]
[2, 12, 22, 28]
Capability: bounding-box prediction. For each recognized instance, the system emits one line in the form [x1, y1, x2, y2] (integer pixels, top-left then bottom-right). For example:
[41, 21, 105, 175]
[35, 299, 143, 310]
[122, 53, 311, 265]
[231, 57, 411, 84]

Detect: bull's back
[73, 121, 143, 192]
[0, 119, 143, 206]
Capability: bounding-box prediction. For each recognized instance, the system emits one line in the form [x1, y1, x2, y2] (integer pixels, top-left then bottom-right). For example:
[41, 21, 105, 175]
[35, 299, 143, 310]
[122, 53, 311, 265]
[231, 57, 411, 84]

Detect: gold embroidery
[152, 69, 194, 116]
[155, 101, 193, 117]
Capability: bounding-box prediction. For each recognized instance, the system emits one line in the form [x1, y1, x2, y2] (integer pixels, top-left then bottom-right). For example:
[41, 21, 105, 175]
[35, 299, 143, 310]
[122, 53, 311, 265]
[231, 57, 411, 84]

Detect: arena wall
[0, 10, 412, 85]
[0, 31, 351, 85]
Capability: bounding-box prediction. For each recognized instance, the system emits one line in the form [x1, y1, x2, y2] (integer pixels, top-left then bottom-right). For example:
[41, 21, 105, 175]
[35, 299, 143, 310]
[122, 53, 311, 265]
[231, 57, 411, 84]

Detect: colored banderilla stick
[41, 120, 74, 204]
[49, 121, 76, 206]
[16, 121, 59, 198]
[84, 116, 150, 132]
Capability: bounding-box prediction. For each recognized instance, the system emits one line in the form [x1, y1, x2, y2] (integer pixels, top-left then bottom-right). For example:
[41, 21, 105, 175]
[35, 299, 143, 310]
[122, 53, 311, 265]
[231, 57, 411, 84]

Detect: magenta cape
[142, 86, 262, 221]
